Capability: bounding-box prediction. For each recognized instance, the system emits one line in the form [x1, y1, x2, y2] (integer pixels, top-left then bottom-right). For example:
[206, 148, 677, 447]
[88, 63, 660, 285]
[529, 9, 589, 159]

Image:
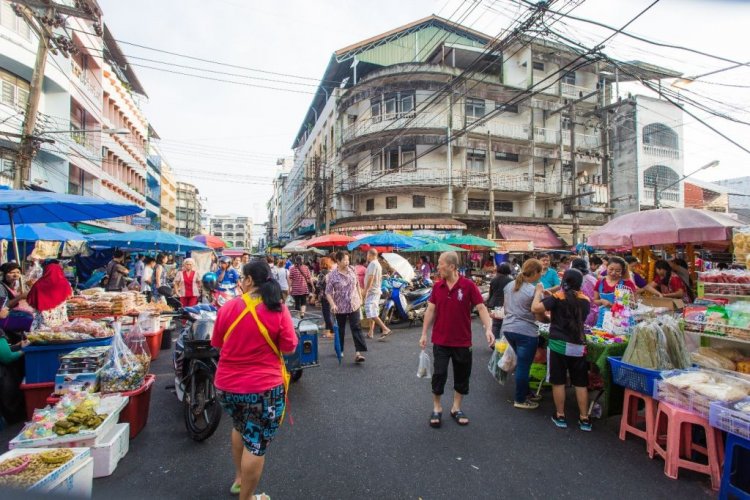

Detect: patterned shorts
[364, 295, 381, 319]
[217, 385, 286, 456]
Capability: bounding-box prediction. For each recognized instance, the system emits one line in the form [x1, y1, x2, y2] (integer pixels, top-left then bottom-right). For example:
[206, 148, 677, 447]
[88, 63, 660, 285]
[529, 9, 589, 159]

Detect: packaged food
[691, 347, 736, 371]
[100, 322, 146, 393]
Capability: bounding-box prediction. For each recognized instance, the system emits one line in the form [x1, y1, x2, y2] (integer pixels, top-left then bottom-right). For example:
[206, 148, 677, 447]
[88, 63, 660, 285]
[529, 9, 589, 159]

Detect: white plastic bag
[417, 349, 432, 378]
[487, 349, 507, 385]
[499, 343, 517, 373]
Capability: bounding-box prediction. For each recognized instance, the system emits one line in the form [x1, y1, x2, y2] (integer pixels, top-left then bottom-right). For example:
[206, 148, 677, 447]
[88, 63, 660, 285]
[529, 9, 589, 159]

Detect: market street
[0, 313, 714, 499]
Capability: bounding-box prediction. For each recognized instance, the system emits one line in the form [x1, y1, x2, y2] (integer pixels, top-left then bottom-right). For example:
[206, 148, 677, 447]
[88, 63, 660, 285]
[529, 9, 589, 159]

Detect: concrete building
[278, 16, 678, 246]
[715, 176, 750, 223]
[683, 179, 731, 213]
[210, 215, 252, 250]
[176, 181, 203, 238]
[159, 154, 177, 233]
[266, 157, 292, 247]
[610, 94, 685, 215]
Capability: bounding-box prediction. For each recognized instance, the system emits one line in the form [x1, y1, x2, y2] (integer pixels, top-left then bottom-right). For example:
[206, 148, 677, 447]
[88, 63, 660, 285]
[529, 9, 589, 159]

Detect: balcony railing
[342, 112, 449, 143]
[643, 187, 681, 204]
[562, 83, 596, 100]
[70, 127, 100, 156]
[577, 183, 609, 205]
[561, 130, 601, 149]
[71, 62, 101, 100]
[643, 144, 680, 160]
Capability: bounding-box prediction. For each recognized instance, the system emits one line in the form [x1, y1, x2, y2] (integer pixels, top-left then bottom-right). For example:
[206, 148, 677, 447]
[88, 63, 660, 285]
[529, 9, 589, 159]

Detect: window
[412, 195, 425, 208]
[385, 196, 397, 209]
[532, 61, 545, 71]
[643, 165, 680, 192]
[384, 94, 398, 119]
[495, 201, 513, 212]
[495, 102, 518, 113]
[643, 123, 678, 150]
[400, 92, 415, 117]
[366, 198, 374, 211]
[385, 146, 416, 170]
[387, 148, 400, 170]
[562, 116, 571, 130]
[0, 2, 30, 40]
[495, 151, 519, 162]
[371, 152, 383, 173]
[468, 199, 489, 211]
[466, 149, 486, 172]
[371, 100, 381, 123]
[0, 69, 29, 109]
[465, 98, 485, 122]
[562, 71, 576, 85]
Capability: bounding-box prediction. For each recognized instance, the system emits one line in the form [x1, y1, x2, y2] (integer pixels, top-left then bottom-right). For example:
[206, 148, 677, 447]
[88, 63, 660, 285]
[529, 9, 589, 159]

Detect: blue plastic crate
[23, 337, 113, 384]
[608, 356, 663, 396]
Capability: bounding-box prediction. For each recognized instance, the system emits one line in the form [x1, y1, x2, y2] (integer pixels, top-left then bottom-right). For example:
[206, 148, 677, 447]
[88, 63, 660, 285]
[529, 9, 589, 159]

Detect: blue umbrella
[0, 222, 87, 242]
[87, 230, 209, 252]
[0, 187, 141, 282]
[347, 231, 424, 251]
[332, 322, 342, 365]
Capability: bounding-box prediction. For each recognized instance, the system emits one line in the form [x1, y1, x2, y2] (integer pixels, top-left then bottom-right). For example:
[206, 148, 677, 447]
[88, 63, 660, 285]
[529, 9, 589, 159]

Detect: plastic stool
[651, 401, 724, 490]
[720, 433, 750, 500]
[619, 388, 658, 454]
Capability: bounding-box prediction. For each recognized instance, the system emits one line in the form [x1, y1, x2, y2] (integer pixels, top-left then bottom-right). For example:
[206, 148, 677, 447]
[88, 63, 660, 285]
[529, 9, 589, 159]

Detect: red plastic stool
[651, 401, 724, 490]
[619, 388, 658, 454]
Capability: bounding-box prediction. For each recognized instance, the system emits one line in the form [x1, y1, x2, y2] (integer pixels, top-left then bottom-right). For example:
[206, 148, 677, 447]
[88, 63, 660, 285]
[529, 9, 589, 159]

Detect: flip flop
[230, 482, 241, 495]
[377, 330, 392, 341]
[429, 411, 442, 428]
[450, 410, 469, 426]
[355, 354, 366, 363]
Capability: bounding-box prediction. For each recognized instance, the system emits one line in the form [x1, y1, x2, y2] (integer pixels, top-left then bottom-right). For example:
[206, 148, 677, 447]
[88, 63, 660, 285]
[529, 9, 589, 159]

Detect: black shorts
[547, 349, 589, 387]
[293, 294, 307, 309]
[432, 345, 473, 396]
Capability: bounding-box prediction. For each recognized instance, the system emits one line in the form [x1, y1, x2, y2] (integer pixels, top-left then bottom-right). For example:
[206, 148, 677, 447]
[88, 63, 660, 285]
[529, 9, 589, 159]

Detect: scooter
[172, 304, 222, 441]
[380, 276, 432, 326]
[212, 284, 238, 308]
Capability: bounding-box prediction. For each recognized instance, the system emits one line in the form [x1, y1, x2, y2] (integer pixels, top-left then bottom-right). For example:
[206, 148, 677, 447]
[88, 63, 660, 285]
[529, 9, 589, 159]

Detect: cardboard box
[54, 368, 103, 395]
[91, 423, 129, 478]
[641, 297, 685, 310]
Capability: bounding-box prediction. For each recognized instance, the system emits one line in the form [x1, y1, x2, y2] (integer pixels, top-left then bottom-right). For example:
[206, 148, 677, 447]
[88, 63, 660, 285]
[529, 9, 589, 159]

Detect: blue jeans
[503, 331, 539, 403]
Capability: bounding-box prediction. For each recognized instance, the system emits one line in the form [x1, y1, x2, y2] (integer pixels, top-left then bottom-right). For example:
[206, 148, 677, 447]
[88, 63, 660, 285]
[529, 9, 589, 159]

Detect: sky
[98, 0, 750, 223]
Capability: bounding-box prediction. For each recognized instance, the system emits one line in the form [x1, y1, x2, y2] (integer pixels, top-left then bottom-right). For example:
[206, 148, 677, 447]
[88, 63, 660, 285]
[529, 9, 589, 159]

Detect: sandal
[377, 330, 392, 341]
[355, 354, 365, 363]
[450, 410, 469, 426]
[429, 411, 442, 428]
[230, 482, 241, 495]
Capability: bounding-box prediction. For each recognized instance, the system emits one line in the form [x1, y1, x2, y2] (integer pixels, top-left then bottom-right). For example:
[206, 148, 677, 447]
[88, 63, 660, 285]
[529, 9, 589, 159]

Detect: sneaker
[551, 414, 568, 429]
[578, 417, 593, 432]
[527, 393, 543, 403]
[514, 399, 539, 410]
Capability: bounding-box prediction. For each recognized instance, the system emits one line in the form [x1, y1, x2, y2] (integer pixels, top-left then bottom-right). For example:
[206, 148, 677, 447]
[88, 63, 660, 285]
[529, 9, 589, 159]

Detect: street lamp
[653, 160, 720, 208]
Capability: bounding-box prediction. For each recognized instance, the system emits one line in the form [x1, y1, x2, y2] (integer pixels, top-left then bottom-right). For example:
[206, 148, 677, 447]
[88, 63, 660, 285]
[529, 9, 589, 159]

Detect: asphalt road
[1, 313, 715, 499]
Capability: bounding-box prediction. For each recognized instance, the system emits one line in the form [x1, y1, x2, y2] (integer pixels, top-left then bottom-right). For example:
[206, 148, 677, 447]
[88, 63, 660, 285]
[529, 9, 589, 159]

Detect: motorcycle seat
[406, 288, 431, 300]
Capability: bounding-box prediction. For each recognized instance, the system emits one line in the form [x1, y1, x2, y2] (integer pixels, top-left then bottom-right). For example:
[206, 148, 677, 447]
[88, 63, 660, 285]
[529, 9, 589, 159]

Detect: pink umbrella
[587, 208, 744, 248]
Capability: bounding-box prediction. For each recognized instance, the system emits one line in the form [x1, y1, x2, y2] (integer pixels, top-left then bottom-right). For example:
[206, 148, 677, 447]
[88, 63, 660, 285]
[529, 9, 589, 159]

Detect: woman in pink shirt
[212, 260, 298, 499]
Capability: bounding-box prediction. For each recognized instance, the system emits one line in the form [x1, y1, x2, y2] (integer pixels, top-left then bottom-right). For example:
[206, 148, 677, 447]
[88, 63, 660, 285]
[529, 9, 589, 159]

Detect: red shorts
[180, 296, 198, 308]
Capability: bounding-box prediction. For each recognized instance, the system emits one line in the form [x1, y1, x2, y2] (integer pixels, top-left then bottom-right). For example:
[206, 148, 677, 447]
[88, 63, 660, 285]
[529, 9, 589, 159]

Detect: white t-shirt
[141, 266, 154, 293]
[364, 260, 382, 296]
[274, 267, 289, 291]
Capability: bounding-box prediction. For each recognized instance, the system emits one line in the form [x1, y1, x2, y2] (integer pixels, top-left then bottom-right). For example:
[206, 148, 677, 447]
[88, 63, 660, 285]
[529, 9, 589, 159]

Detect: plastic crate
[608, 356, 663, 396]
[116, 374, 156, 439]
[20, 380, 55, 419]
[143, 329, 164, 361]
[23, 337, 114, 383]
[710, 398, 750, 440]
[653, 379, 712, 418]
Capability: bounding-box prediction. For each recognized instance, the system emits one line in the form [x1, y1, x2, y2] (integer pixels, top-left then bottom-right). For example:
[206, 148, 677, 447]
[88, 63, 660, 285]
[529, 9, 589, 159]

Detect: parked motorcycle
[172, 304, 222, 441]
[380, 276, 432, 326]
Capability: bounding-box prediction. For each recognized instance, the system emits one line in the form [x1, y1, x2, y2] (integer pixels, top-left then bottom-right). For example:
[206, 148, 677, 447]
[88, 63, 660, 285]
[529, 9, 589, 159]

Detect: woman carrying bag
[212, 260, 298, 500]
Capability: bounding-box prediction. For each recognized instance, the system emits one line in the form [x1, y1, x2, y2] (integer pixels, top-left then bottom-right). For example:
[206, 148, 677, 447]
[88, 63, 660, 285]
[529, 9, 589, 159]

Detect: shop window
[465, 98, 485, 122]
[366, 198, 374, 211]
[386, 196, 397, 209]
[412, 195, 425, 208]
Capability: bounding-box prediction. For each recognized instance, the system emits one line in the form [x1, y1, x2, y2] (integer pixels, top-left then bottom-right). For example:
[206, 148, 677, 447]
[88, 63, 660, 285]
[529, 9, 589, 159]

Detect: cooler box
[91, 423, 129, 478]
[116, 374, 156, 439]
[23, 337, 114, 384]
[20, 380, 55, 419]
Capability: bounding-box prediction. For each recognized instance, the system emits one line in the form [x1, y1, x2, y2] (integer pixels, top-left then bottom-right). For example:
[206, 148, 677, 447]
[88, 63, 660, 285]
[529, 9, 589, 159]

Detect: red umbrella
[304, 233, 356, 248]
[193, 234, 227, 249]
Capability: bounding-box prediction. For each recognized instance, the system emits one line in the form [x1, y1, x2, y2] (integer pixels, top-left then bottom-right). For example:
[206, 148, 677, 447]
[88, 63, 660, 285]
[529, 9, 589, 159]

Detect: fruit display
[698, 269, 750, 296]
[0, 449, 74, 488]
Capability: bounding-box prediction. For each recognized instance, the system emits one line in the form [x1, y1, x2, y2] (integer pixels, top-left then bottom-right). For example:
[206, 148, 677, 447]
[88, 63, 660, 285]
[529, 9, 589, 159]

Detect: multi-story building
[610, 94, 685, 215]
[715, 176, 750, 223]
[210, 215, 252, 250]
[684, 179, 731, 213]
[267, 157, 292, 247]
[176, 181, 203, 238]
[281, 16, 678, 246]
[159, 154, 178, 233]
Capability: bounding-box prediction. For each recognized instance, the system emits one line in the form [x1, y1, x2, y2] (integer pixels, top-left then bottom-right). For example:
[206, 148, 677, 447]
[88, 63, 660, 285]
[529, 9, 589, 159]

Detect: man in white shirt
[364, 249, 391, 340]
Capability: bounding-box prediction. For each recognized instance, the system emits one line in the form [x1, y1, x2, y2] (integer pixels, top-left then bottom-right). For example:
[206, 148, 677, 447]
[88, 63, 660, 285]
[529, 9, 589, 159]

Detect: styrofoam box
[0, 447, 92, 497]
[9, 395, 128, 450]
[91, 423, 129, 478]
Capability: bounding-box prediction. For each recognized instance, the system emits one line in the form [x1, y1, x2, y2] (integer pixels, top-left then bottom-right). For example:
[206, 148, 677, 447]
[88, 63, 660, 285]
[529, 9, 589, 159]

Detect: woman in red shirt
[287, 256, 314, 318]
[212, 260, 298, 499]
[172, 258, 202, 307]
[644, 259, 690, 303]
[592, 256, 636, 328]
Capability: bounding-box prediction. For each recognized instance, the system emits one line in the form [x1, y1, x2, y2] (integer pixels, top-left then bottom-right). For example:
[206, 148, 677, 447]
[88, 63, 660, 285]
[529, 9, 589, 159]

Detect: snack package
[101, 322, 146, 393]
[705, 304, 729, 335]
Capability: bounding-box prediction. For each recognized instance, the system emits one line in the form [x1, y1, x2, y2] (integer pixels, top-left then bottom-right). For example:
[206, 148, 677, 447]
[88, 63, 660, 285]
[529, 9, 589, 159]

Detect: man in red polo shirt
[420, 251, 494, 428]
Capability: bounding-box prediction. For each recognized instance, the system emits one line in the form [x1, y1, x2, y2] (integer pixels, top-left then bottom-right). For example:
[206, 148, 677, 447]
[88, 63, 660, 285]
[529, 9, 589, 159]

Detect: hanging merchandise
[28, 241, 61, 261]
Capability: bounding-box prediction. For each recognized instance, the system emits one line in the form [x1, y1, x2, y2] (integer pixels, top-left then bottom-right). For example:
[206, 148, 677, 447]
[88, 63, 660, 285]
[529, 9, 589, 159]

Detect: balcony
[533, 127, 559, 145]
[561, 130, 601, 149]
[70, 127, 100, 157]
[342, 112, 449, 143]
[643, 187, 681, 204]
[562, 83, 596, 101]
[71, 62, 101, 101]
[643, 144, 680, 160]
[577, 183, 609, 206]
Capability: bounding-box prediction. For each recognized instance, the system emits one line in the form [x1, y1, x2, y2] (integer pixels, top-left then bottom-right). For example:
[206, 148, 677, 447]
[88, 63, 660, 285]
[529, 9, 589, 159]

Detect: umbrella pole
[9, 209, 24, 293]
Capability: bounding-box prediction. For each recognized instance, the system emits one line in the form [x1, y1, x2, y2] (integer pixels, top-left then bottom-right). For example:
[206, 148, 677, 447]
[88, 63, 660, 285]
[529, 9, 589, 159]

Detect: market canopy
[347, 232, 424, 251]
[497, 224, 565, 249]
[402, 241, 467, 253]
[87, 230, 209, 252]
[303, 233, 355, 248]
[193, 234, 226, 249]
[442, 234, 496, 249]
[586, 208, 745, 248]
[0, 222, 87, 242]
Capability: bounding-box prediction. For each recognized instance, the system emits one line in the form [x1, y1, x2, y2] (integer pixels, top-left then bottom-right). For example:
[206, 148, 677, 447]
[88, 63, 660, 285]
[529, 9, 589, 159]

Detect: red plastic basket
[116, 374, 156, 439]
[20, 380, 55, 419]
[143, 330, 164, 361]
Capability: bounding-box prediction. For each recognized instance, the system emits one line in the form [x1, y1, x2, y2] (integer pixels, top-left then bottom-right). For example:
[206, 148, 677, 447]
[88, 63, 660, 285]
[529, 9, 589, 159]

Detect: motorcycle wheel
[184, 368, 222, 442]
[381, 307, 396, 326]
[291, 370, 303, 382]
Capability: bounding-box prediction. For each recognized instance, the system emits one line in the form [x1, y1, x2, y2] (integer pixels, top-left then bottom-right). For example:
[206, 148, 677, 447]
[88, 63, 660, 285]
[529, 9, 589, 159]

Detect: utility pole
[570, 101, 579, 245]
[447, 93, 453, 214]
[12, 1, 101, 189]
[487, 131, 495, 239]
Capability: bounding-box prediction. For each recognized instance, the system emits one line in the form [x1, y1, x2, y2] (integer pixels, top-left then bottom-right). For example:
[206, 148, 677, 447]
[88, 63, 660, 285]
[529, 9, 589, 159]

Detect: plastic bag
[125, 319, 152, 374]
[499, 343, 517, 373]
[101, 322, 146, 393]
[487, 349, 508, 385]
[417, 349, 432, 378]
